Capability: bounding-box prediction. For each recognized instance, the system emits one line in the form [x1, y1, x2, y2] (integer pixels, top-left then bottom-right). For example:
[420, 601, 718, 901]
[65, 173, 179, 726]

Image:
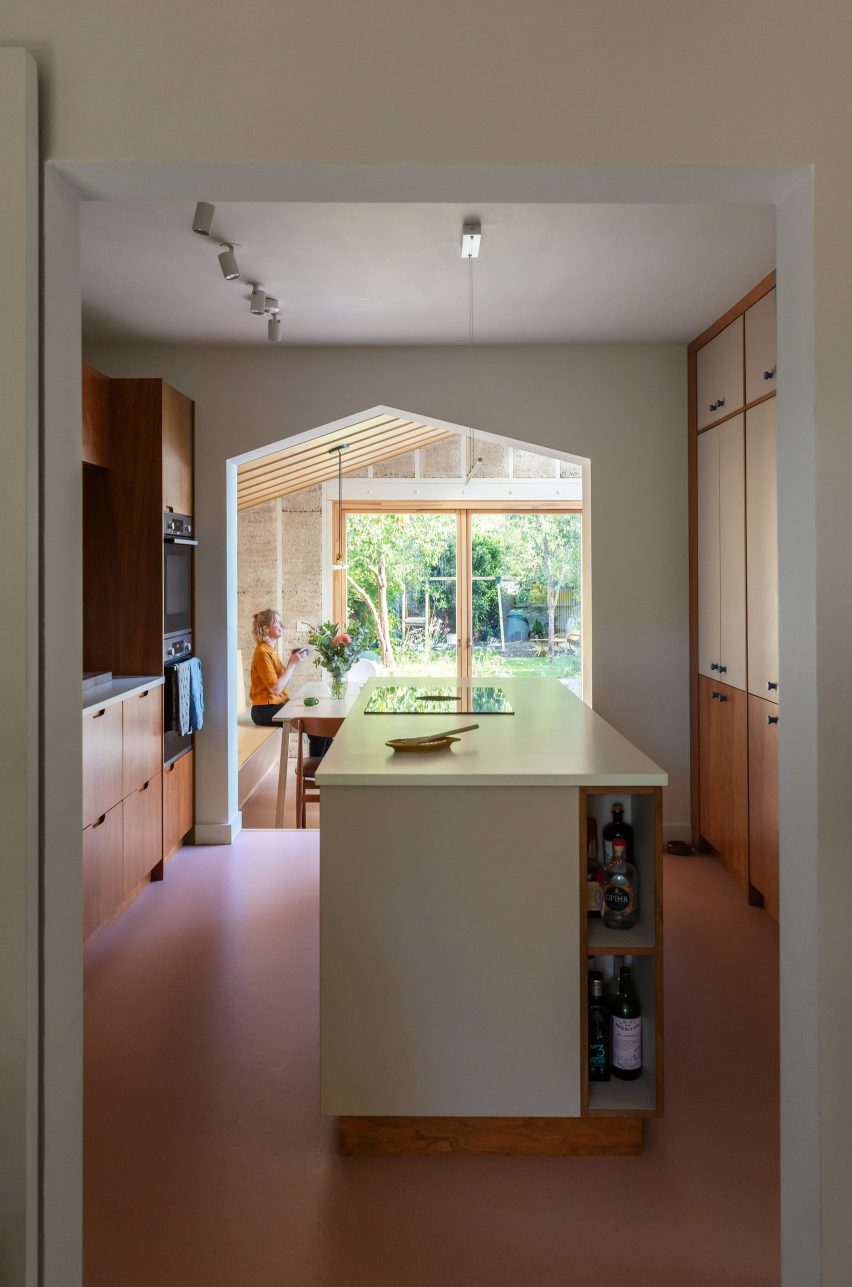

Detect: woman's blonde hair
[252, 608, 281, 644]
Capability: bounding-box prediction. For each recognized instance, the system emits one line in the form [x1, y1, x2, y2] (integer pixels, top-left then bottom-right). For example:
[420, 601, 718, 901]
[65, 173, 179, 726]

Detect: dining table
[271, 680, 362, 827]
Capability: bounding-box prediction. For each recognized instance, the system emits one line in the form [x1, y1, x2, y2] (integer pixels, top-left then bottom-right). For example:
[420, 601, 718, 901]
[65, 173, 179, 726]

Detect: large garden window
[334, 504, 582, 696]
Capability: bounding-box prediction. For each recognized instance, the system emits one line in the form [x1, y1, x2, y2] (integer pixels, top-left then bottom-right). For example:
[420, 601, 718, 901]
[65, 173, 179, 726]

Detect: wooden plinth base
[338, 1116, 642, 1157]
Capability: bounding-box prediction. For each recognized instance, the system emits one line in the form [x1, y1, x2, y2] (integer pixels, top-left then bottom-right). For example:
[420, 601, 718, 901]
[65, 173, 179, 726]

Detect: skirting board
[193, 813, 242, 845]
[338, 1116, 642, 1157]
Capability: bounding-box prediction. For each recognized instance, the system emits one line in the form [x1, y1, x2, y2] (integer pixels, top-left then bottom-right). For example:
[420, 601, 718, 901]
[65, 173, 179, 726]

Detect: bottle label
[612, 1016, 642, 1070]
[589, 1041, 607, 1070]
[587, 878, 601, 913]
[603, 883, 635, 915]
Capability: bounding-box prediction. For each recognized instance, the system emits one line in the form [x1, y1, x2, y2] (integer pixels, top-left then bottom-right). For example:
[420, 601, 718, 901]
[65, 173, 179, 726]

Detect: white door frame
[36, 161, 816, 1286]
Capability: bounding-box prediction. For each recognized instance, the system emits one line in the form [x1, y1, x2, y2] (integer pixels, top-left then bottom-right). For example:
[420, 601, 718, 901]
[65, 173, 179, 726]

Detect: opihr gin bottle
[601, 837, 639, 930]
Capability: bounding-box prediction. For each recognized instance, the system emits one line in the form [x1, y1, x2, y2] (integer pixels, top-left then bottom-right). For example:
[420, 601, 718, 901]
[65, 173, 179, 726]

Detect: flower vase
[329, 674, 348, 700]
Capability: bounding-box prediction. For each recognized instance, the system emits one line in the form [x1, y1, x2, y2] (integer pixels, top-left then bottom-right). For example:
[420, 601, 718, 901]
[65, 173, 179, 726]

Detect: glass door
[343, 510, 458, 676]
[469, 511, 582, 696]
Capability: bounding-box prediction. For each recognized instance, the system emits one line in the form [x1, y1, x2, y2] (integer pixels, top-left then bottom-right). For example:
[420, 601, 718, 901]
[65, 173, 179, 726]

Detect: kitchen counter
[82, 674, 164, 714]
[319, 676, 667, 1152]
[317, 676, 666, 787]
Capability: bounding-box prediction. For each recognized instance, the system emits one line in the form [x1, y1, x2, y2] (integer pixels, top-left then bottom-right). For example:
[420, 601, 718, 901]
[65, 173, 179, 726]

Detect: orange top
[250, 641, 289, 707]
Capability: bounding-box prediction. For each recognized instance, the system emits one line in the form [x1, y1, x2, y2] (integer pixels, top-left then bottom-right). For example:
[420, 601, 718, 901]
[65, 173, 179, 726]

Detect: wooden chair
[292, 716, 344, 828]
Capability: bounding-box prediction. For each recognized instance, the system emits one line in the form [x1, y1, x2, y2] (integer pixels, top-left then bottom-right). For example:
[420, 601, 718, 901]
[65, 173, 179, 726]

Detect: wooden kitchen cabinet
[122, 773, 163, 894]
[717, 414, 746, 692]
[83, 803, 124, 939]
[748, 695, 779, 920]
[122, 684, 163, 797]
[696, 315, 744, 430]
[746, 399, 779, 703]
[696, 426, 721, 680]
[745, 287, 777, 404]
[163, 749, 194, 860]
[698, 676, 748, 887]
[83, 702, 124, 828]
[162, 383, 194, 518]
[696, 415, 746, 690]
[82, 364, 111, 468]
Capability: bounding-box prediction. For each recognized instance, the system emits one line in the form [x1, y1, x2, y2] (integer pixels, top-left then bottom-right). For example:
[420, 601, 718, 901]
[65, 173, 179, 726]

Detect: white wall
[4, 1, 850, 1279]
[0, 50, 39, 1287]
[86, 344, 689, 835]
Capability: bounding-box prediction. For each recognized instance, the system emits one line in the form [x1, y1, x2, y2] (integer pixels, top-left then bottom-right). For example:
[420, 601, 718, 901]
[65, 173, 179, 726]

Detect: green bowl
[303, 695, 320, 706]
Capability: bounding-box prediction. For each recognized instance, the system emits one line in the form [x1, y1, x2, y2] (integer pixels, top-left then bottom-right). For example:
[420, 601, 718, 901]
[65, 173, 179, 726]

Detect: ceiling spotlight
[268, 315, 282, 342]
[265, 296, 279, 314]
[249, 284, 267, 315]
[218, 243, 240, 281]
[461, 221, 482, 259]
[192, 201, 215, 236]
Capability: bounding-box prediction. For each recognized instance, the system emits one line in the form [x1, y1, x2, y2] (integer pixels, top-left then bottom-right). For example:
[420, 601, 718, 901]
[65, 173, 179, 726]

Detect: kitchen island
[317, 677, 666, 1155]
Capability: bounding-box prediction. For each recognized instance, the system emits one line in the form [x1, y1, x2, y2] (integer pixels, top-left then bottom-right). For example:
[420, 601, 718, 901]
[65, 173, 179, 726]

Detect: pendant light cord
[468, 253, 474, 475]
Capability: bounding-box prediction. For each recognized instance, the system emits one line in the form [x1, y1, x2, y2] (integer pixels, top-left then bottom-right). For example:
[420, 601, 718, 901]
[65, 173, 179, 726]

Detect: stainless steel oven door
[163, 538, 193, 637]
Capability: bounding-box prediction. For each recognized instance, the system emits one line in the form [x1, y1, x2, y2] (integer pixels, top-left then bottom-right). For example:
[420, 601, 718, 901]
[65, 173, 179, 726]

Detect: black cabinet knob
[763, 367, 776, 380]
[768, 715, 779, 725]
[710, 662, 720, 671]
[767, 680, 779, 691]
[711, 691, 720, 700]
[718, 694, 729, 703]
[719, 665, 727, 674]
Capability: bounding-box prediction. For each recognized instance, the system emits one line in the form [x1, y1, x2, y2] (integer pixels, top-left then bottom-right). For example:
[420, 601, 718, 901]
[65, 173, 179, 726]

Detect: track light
[218, 243, 240, 281]
[192, 201, 215, 236]
[268, 315, 282, 342]
[249, 284, 267, 314]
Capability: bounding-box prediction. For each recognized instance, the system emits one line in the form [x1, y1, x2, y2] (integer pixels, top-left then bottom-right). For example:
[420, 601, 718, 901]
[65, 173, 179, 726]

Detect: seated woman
[249, 608, 330, 757]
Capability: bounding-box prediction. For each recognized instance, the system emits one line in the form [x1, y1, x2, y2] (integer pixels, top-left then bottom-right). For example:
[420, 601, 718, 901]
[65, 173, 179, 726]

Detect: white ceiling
[81, 202, 774, 347]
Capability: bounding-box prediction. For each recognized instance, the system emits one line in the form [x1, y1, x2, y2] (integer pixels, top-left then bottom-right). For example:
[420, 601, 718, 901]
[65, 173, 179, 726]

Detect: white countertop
[82, 674, 164, 714]
[316, 677, 667, 787]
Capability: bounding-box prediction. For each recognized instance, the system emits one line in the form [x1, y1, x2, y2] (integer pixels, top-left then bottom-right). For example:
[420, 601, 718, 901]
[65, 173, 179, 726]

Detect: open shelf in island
[580, 786, 664, 1125]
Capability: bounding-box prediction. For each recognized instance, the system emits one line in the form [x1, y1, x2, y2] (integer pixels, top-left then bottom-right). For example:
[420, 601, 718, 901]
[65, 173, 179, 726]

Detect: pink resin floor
[84, 834, 779, 1287]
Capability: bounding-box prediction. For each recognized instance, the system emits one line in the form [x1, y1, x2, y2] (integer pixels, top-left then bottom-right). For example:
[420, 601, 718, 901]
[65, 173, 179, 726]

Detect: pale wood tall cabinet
[689, 275, 779, 918]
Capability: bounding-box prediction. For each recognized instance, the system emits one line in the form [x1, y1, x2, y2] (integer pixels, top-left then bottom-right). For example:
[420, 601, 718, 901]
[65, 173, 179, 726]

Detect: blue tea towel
[187, 656, 204, 733]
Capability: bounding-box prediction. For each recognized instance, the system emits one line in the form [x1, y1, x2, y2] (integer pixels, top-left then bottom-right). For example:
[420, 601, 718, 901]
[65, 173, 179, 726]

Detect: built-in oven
[163, 630, 194, 765]
[163, 511, 196, 640]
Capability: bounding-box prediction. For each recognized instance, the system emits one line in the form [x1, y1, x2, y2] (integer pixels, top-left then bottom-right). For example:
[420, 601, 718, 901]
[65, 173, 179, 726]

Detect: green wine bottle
[611, 964, 642, 1081]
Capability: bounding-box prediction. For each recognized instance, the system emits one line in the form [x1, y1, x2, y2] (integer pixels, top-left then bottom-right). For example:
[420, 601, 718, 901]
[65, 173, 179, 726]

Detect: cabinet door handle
[768, 714, 779, 725]
[767, 680, 779, 691]
[716, 397, 725, 409]
[93, 708, 106, 719]
[92, 813, 107, 828]
[140, 690, 149, 698]
[709, 401, 718, 412]
[718, 665, 727, 674]
[763, 367, 776, 380]
[710, 662, 720, 672]
[718, 693, 729, 703]
[141, 780, 150, 792]
[711, 690, 720, 700]
[167, 762, 176, 773]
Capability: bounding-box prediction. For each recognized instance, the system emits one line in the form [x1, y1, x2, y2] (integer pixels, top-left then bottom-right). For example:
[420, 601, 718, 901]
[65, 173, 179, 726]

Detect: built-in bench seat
[236, 651, 281, 808]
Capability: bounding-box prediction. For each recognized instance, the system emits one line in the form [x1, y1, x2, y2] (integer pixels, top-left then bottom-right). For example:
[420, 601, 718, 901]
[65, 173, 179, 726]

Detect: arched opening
[232, 406, 590, 827]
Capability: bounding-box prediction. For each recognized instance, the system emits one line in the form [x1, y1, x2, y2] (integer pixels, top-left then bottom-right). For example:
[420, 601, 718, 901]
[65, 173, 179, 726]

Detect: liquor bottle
[611, 964, 642, 1080]
[586, 816, 602, 917]
[602, 802, 634, 864]
[588, 970, 611, 1081]
[601, 837, 639, 930]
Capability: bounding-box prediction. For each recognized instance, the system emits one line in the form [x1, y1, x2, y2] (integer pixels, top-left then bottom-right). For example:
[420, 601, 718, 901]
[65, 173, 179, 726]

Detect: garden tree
[345, 512, 457, 668]
[503, 514, 581, 656]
